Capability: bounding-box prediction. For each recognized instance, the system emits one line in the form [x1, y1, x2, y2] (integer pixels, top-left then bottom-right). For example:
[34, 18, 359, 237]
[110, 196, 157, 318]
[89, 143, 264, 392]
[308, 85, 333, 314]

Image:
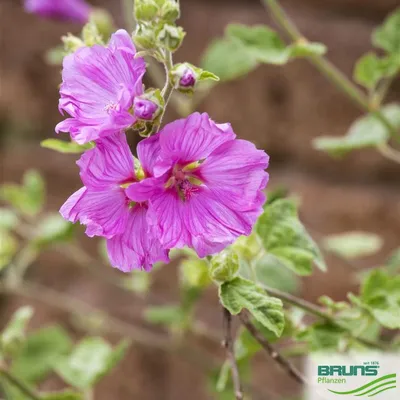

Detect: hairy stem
[262, 0, 400, 145]
[239, 311, 305, 385]
[222, 308, 243, 400]
[0, 366, 41, 400]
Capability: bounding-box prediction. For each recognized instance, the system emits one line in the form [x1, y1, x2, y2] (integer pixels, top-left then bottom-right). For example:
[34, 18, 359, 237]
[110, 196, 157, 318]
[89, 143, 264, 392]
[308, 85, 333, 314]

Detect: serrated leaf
[354, 53, 386, 89]
[358, 269, 400, 329]
[253, 254, 299, 293]
[34, 213, 74, 247]
[144, 305, 183, 325]
[219, 277, 284, 336]
[41, 139, 94, 154]
[201, 38, 258, 81]
[256, 199, 326, 274]
[1, 307, 33, 356]
[55, 337, 129, 389]
[323, 231, 383, 259]
[210, 249, 239, 283]
[226, 24, 290, 65]
[11, 326, 72, 383]
[373, 7, 400, 54]
[313, 103, 400, 156]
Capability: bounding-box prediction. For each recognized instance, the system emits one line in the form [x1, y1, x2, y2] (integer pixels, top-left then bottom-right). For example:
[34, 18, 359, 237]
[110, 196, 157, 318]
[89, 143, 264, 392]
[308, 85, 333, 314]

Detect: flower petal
[77, 132, 135, 189]
[146, 186, 251, 257]
[197, 139, 269, 211]
[154, 112, 236, 175]
[57, 30, 146, 143]
[60, 186, 130, 238]
[107, 204, 169, 272]
[137, 134, 161, 176]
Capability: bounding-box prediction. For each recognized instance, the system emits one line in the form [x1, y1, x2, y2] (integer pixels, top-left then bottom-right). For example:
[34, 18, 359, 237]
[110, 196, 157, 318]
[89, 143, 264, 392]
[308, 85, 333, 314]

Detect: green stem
[0, 366, 41, 400]
[262, 0, 400, 142]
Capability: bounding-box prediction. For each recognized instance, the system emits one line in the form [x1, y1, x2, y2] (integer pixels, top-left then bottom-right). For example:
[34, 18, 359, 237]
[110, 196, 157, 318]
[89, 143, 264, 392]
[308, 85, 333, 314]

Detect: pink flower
[126, 112, 269, 257]
[56, 30, 146, 145]
[60, 132, 169, 271]
[24, 0, 91, 23]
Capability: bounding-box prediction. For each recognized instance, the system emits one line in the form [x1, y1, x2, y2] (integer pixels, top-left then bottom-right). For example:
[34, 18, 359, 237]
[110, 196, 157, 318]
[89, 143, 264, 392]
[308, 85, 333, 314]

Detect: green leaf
[226, 24, 290, 65]
[219, 277, 284, 336]
[358, 269, 400, 329]
[45, 46, 66, 66]
[41, 139, 94, 154]
[198, 70, 220, 82]
[0, 208, 19, 230]
[289, 41, 327, 57]
[254, 254, 300, 293]
[256, 199, 326, 274]
[11, 326, 72, 383]
[42, 391, 83, 400]
[373, 7, 400, 54]
[34, 213, 75, 247]
[296, 322, 345, 351]
[313, 103, 400, 156]
[0, 229, 18, 270]
[0, 170, 45, 217]
[180, 257, 211, 288]
[23, 170, 45, 215]
[1, 307, 33, 356]
[201, 38, 258, 81]
[55, 337, 129, 389]
[354, 53, 386, 89]
[323, 231, 383, 259]
[144, 305, 183, 326]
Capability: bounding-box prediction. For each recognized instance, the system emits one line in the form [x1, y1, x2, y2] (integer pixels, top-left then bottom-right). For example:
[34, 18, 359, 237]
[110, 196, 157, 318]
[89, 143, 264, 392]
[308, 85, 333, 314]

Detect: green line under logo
[328, 373, 397, 397]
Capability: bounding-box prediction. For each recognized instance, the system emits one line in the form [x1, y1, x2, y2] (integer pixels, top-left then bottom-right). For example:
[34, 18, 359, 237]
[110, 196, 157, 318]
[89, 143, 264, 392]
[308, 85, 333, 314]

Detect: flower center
[166, 164, 203, 201]
[104, 102, 118, 114]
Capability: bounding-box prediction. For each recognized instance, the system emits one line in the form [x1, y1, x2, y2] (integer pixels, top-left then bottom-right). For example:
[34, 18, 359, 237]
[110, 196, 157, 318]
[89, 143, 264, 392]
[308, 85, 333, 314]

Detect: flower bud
[133, 24, 157, 49]
[156, 24, 185, 52]
[160, 0, 180, 22]
[134, 89, 164, 122]
[134, 0, 159, 22]
[134, 97, 159, 121]
[171, 63, 197, 93]
[210, 249, 239, 284]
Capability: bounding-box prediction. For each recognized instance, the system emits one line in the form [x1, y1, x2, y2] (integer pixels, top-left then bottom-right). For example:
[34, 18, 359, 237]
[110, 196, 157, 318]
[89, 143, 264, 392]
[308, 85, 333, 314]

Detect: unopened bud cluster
[133, 0, 185, 52]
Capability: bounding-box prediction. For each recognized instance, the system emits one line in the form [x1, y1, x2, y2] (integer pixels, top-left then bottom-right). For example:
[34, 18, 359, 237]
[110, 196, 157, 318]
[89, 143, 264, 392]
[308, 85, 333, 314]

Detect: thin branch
[239, 312, 304, 385]
[222, 308, 243, 400]
[0, 366, 41, 400]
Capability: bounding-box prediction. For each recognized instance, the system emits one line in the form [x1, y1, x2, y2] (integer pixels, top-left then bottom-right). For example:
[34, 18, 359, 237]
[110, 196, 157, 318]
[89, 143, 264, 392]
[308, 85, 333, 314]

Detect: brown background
[0, 0, 399, 398]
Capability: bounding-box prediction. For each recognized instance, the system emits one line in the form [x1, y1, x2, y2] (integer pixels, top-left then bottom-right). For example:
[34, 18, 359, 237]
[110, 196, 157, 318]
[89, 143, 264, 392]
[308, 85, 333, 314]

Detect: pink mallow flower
[55, 30, 146, 145]
[60, 132, 169, 271]
[126, 112, 269, 258]
[25, 0, 91, 23]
